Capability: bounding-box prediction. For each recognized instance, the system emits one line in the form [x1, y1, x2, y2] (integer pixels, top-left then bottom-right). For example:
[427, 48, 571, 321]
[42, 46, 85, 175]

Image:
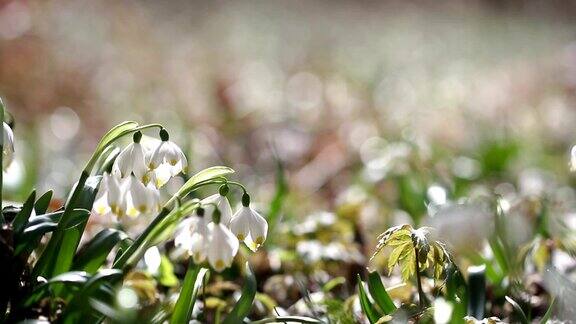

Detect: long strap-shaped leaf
[222, 262, 257, 324]
[367, 271, 397, 315]
[357, 275, 382, 324]
[73, 228, 129, 274]
[170, 262, 207, 324]
[12, 190, 36, 234]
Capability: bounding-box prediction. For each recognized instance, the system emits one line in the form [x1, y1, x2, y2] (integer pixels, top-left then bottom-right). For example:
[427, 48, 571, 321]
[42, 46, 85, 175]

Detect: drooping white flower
[148, 129, 188, 175]
[94, 172, 128, 218]
[229, 193, 268, 251]
[125, 175, 160, 217]
[207, 222, 239, 272]
[3, 122, 14, 169]
[112, 132, 148, 180]
[175, 211, 210, 263]
[202, 193, 233, 225]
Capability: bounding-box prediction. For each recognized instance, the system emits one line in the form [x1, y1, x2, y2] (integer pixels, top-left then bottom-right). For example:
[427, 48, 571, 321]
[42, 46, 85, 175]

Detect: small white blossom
[112, 140, 147, 179]
[125, 175, 160, 217]
[175, 216, 210, 263]
[202, 194, 233, 225]
[207, 222, 239, 272]
[94, 173, 128, 218]
[148, 129, 188, 175]
[230, 205, 268, 252]
[3, 122, 14, 169]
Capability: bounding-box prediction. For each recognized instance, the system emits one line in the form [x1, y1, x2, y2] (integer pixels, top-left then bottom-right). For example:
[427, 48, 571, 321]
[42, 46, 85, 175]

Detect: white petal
[248, 208, 268, 248]
[202, 194, 233, 225]
[229, 207, 251, 240]
[208, 223, 239, 272]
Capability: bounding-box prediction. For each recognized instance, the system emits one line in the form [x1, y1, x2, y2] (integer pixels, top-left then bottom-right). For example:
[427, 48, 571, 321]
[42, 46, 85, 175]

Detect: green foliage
[170, 263, 207, 324]
[222, 262, 257, 324]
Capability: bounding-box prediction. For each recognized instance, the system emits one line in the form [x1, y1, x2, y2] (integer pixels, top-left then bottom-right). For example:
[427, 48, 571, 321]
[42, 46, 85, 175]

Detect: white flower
[148, 130, 188, 175]
[112, 134, 148, 179]
[125, 175, 160, 217]
[202, 194, 233, 225]
[94, 173, 128, 218]
[175, 215, 210, 263]
[230, 205, 268, 252]
[3, 122, 14, 169]
[207, 222, 239, 272]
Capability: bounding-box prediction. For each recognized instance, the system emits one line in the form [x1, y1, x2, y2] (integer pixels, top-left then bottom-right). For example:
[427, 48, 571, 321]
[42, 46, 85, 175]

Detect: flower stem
[113, 207, 171, 269]
[413, 244, 428, 309]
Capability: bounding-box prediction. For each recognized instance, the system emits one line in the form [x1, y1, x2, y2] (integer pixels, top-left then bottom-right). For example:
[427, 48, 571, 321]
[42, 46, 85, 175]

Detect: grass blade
[367, 271, 396, 315]
[34, 190, 53, 215]
[12, 190, 36, 234]
[505, 296, 529, 324]
[357, 275, 382, 324]
[170, 263, 207, 324]
[222, 262, 257, 324]
[73, 229, 128, 273]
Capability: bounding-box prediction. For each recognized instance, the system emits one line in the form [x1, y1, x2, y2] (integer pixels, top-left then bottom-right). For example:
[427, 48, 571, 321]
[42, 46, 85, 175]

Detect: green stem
[83, 123, 163, 173]
[413, 244, 428, 309]
[113, 207, 170, 269]
[170, 262, 205, 324]
[32, 171, 89, 277]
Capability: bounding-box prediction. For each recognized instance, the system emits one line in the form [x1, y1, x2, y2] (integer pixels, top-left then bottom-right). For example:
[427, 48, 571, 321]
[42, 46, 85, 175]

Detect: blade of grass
[357, 275, 382, 324]
[505, 296, 529, 324]
[367, 271, 396, 315]
[34, 190, 53, 215]
[170, 263, 207, 324]
[222, 262, 257, 324]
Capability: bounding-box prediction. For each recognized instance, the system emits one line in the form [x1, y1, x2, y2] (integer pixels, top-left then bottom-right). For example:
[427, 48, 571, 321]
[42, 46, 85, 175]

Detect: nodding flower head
[112, 131, 147, 179]
[148, 129, 188, 175]
[3, 122, 14, 170]
[175, 212, 210, 263]
[229, 194, 268, 252]
[207, 221, 239, 272]
[201, 193, 233, 225]
[126, 174, 160, 217]
[94, 172, 127, 218]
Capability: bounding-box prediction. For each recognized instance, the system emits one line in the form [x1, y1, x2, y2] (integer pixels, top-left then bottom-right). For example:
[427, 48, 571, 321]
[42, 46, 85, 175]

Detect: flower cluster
[94, 129, 187, 218]
[175, 188, 268, 272]
[3, 122, 14, 170]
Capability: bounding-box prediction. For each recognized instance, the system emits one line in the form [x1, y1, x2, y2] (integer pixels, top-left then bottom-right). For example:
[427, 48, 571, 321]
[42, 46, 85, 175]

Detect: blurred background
[2, 0, 576, 320]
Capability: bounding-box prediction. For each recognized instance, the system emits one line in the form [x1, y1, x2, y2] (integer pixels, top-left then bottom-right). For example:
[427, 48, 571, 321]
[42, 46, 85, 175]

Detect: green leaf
[60, 269, 123, 322]
[540, 297, 555, 324]
[23, 271, 91, 307]
[51, 176, 102, 276]
[12, 190, 36, 234]
[388, 242, 410, 273]
[92, 121, 139, 160]
[95, 146, 121, 174]
[357, 275, 381, 324]
[72, 228, 128, 274]
[467, 265, 486, 320]
[15, 209, 87, 256]
[367, 271, 397, 315]
[170, 263, 207, 324]
[505, 296, 529, 324]
[265, 159, 288, 247]
[158, 255, 179, 287]
[222, 262, 257, 324]
[175, 166, 234, 198]
[34, 190, 53, 215]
